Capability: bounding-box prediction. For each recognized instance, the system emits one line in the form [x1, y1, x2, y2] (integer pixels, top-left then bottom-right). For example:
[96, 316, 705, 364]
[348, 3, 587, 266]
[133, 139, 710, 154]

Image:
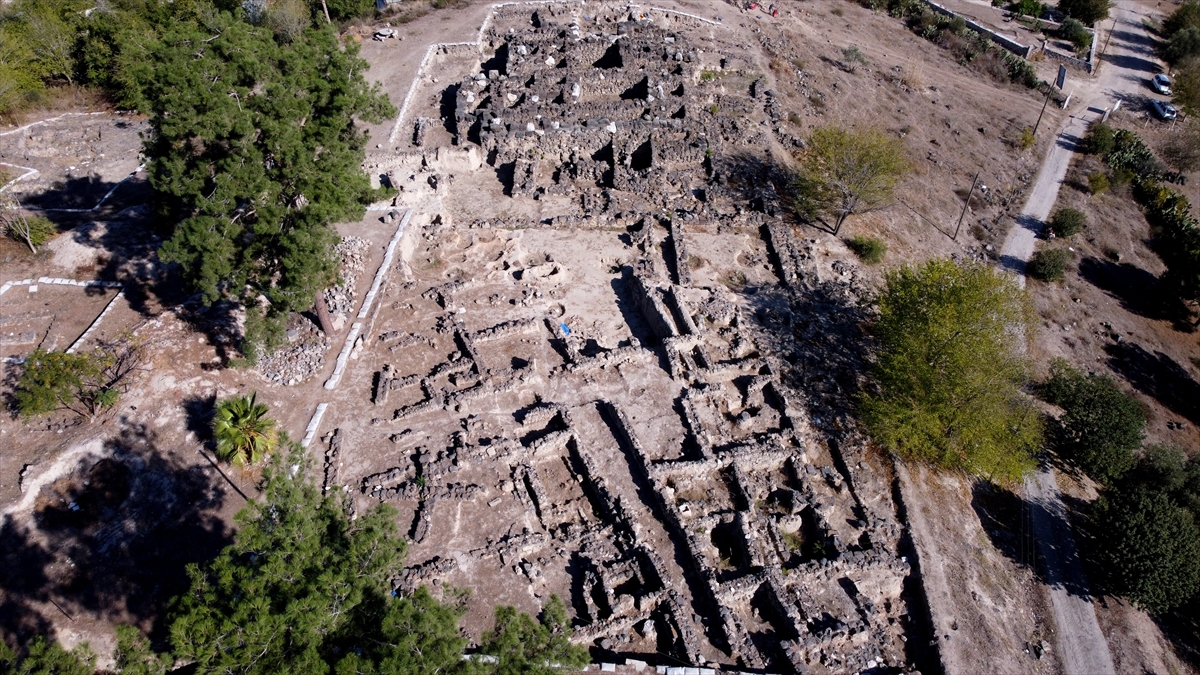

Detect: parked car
[1151, 99, 1178, 120]
[1151, 73, 1173, 96]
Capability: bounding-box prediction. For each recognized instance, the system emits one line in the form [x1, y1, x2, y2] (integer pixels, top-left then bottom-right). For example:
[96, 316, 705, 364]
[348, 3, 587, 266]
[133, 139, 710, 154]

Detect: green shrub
[1019, 127, 1036, 150]
[1041, 359, 1145, 484]
[1061, 17, 1093, 52]
[846, 235, 887, 264]
[1048, 207, 1086, 237]
[1088, 171, 1110, 194]
[15, 348, 125, 419]
[1095, 482, 1200, 612]
[1082, 123, 1116, 155]
[1012, 0, 1046, 16]
[1027, 247, 1071, 281]
[2, 213, 57, 251]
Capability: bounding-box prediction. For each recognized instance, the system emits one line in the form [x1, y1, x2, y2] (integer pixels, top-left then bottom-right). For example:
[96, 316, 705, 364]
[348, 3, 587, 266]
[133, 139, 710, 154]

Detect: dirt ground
[0, 0, 1197, 670]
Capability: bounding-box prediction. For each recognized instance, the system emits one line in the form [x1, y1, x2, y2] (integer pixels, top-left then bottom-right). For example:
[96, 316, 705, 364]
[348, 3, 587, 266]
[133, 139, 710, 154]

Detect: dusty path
[998, 1, 1161, 671]
[1026, 469, 1116, 674]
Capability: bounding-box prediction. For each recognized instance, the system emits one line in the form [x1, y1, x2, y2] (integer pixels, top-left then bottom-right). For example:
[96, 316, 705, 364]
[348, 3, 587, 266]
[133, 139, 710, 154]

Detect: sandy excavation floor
[1, 0, 1197, 671]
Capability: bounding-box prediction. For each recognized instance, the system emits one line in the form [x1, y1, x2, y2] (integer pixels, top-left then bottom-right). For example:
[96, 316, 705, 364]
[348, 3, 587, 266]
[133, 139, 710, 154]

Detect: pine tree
[143, 12, 394, 359]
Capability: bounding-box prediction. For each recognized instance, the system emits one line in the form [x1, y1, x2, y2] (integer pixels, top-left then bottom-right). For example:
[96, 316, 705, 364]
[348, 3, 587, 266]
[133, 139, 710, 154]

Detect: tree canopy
[144, 12, 393, 358]
[1096, 479, 1200, 613]
[213, 392, 279, 466]
[1040, 360, 1145, 484]
[1057, 0, 1109, 24]
[479, 596, 589, 675]
[168, 443, 467, 674]
[790, 126, 909, 235]
[860, 258, 1042, 483]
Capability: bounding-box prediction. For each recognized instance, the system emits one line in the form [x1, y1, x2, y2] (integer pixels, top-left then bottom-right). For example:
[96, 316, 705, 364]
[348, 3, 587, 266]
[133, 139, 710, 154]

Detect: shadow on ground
[1105, 341, 1200, 425]
[0, 421, 230, 650]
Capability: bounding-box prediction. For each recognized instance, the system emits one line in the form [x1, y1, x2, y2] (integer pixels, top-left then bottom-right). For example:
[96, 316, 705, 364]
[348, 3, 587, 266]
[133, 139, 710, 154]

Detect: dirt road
[998, 1, 1164, 671]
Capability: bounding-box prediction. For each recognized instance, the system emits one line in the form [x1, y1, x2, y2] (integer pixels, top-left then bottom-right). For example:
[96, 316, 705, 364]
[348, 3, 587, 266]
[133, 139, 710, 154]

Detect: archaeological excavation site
[13, 0, 1197, 670]
[310, 4, 921, 672]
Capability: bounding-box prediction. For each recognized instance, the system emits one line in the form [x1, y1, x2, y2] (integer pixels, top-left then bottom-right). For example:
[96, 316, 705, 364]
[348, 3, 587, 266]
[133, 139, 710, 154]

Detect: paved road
[1000, 1, 1164, 672]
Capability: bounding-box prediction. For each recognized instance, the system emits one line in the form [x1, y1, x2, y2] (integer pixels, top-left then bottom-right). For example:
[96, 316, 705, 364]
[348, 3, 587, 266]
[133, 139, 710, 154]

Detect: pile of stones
[323, 236, 370, 321]
[257, 317, 332, 386]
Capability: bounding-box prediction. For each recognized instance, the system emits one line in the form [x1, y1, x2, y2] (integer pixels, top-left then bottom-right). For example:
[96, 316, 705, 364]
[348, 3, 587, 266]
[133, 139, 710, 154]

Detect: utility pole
[1032, 89, 1052, 137]
[954, 173, 980, 240]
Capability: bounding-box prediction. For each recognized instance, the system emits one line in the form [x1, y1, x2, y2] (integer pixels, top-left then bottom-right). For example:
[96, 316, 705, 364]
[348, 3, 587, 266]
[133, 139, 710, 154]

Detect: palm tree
[213, 392, 278, 467]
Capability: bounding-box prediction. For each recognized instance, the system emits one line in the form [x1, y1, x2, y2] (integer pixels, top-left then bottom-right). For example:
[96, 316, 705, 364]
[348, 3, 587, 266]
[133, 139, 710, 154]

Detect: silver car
[1151, 99, 1178, 120]
[1151, 73, 1172, 96]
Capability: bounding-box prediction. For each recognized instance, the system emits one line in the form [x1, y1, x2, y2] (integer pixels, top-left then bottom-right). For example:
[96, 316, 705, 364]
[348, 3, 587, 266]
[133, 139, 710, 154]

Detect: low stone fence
[920, 0, 1036, 58]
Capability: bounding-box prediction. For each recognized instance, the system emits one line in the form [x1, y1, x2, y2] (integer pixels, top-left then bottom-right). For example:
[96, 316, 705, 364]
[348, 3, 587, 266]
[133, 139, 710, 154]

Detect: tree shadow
[1105, 341, 1200, 425]
[972, 478, 1098, 600]
[19, 175, 181, 322]
[0, 421, 231, 649]
[1078, 256, 1175, 320]
[710, 152, 793, 221]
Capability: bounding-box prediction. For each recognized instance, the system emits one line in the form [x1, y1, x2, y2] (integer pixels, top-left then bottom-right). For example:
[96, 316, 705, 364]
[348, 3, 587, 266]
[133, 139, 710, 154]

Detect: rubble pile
[324, 236, 370, 321]
[256, 317, 332, 386]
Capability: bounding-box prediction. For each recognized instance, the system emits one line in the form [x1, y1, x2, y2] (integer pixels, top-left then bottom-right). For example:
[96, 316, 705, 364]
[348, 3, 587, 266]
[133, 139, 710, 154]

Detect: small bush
[1013, 0, 1046, 16]
[1027, 247, 1071, 281]
[1019, 127, 1036, 150]
[1082, 123, 1116, 155]
[842, 45, 869, 72]
[1111, 167, 1134, 186]
[1048, 207, 1086, 236]
[3, 214, 57, 251]
[1088, 171, 1110, 194]
[846, 235, 887, 264]
[831, 6, 845, 15]
[1061, 17, 1093, 52]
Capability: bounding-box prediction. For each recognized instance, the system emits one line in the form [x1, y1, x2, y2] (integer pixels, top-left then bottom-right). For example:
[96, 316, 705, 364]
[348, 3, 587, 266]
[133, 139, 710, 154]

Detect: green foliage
[1164, 0, 1200, 39]
[1095, 482, 1200, 612]
[1027, 247, 1071, 282]
[144, 13, 394, 359]
[1120, 159, 1200, 302]
[170, 443, 471, 675]
[114, 625, 171, 675]
[479, 595, 590, 675]
[1060, 17, 1092, 52]
[213, 392, 278, 466]
[1018, 127, 1035, 150]
[1082, 123, 1115, 155]
[1105, 129, 1157, 174]
[322, 0, 377, 21]
[1166, 26, 1200, 65]
[2, 211, 57, 252]
[1088, 171, 1110, 194]
[14, 348, 128, 419]
[1174, 57, 1200, 117]
[841, 45, 869, 72]
[1057, 0, 1109, 24]
[1041, 360, 1144, 484]
[0, 636, 96, 675]
[1004, 51, 1039, 87]
[859, 259, 1042, 483]
[1012, 0, 1046, 17]
[1048, 207, 1086, 237]
[791, 126, 909, 234]
[845, 235, 887, 264]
